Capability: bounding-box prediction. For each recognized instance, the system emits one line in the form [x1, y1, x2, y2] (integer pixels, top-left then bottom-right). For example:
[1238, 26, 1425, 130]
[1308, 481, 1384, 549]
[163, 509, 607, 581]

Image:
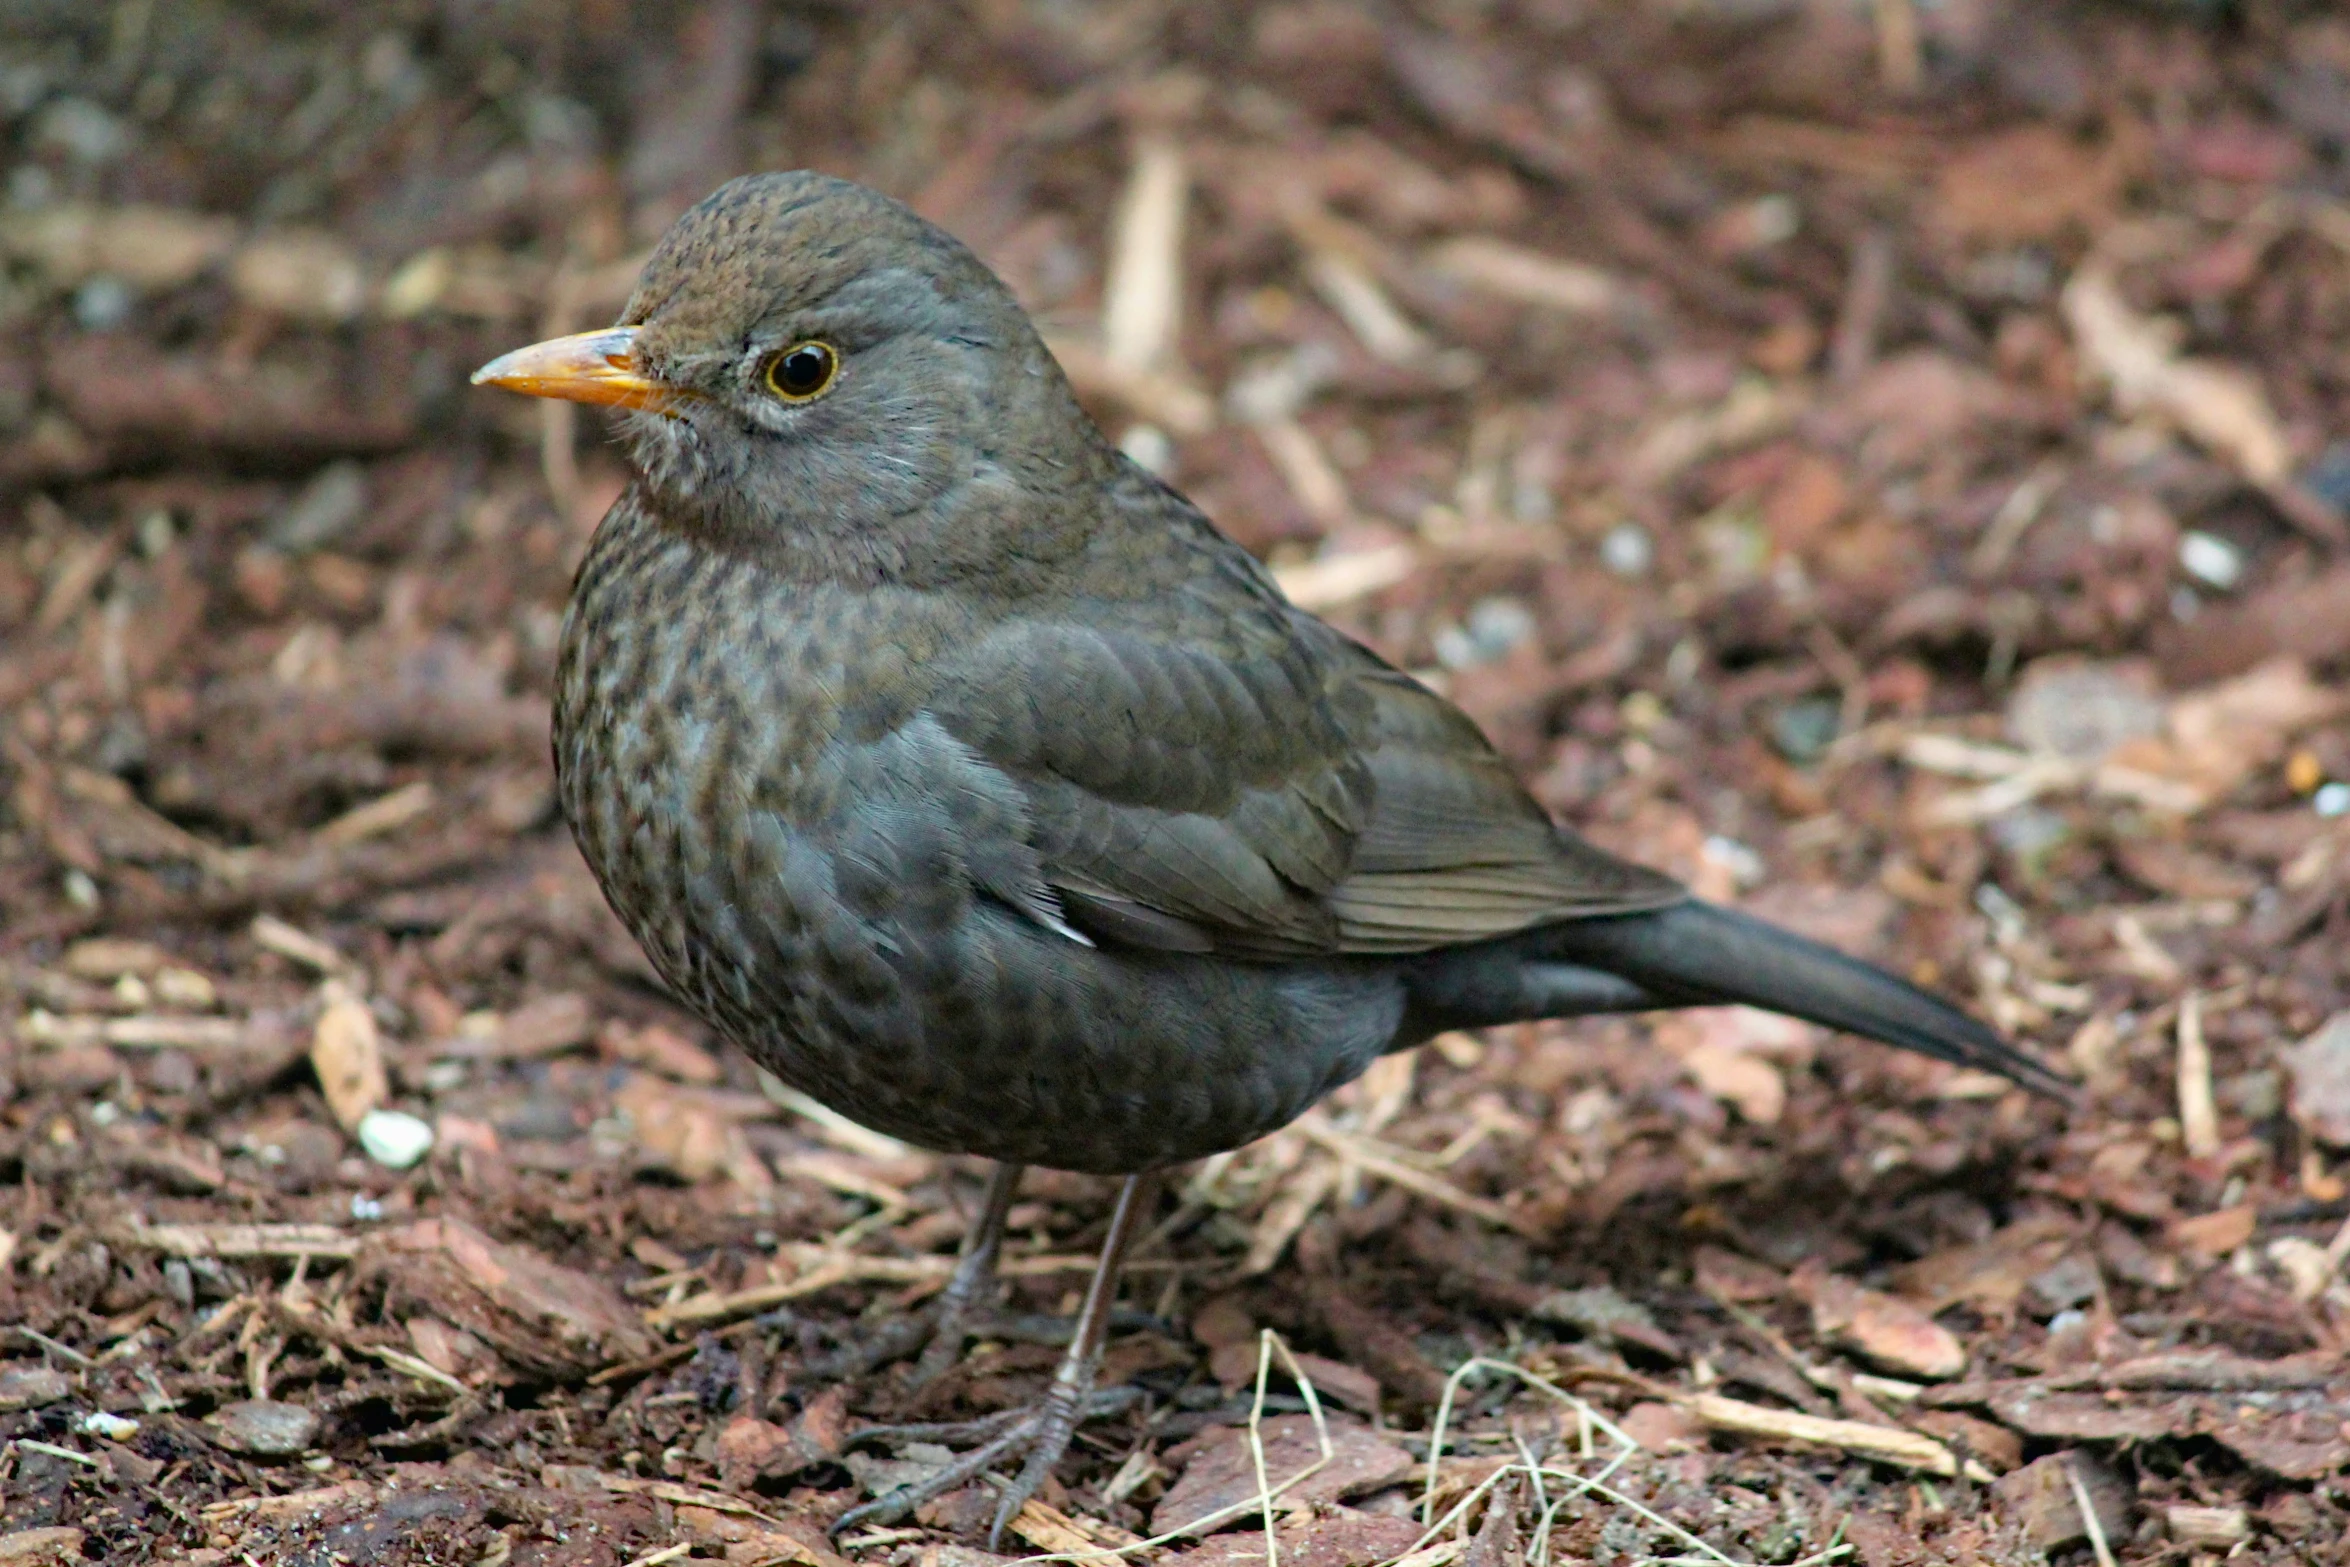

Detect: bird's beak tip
[470, 326, 672, 411]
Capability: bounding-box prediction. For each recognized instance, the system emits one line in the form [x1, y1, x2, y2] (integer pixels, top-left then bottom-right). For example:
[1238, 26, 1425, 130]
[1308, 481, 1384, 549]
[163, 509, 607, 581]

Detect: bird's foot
[830, 1380, 1142, 1546]
[832, 1172, 1163, 1549]
[801, 1163, 1027, 1387]
[799, 1297, 981, 1387]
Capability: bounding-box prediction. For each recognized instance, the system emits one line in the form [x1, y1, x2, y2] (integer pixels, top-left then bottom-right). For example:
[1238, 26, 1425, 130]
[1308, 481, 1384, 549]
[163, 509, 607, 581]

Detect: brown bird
[474, 171, 2062, 1543]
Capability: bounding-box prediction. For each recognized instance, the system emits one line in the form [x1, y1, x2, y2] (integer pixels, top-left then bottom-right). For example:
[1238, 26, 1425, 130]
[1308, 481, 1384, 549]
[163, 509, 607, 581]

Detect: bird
[472, 170, 2065, 1545]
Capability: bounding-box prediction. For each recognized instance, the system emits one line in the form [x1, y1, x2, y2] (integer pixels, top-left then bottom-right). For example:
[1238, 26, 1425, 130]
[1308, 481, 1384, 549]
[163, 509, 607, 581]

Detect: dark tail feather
[1532, 900, 2074, 1098]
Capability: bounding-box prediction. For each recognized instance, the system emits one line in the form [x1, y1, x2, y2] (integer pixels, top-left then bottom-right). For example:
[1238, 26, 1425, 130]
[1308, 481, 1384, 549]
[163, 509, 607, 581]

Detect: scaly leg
[831, 1171, 1162, 1547]
[803, 1161, 1025, 1382]
[910, 1160, 1024, 1387]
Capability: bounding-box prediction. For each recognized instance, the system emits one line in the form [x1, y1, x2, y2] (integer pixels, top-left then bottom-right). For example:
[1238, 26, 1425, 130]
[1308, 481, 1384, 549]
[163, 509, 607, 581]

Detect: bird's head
[474, 171, 1103, 576]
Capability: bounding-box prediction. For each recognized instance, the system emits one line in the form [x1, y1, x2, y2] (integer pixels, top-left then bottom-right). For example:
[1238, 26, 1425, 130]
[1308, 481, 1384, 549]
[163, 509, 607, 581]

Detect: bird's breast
[556, 507, 915, 1017]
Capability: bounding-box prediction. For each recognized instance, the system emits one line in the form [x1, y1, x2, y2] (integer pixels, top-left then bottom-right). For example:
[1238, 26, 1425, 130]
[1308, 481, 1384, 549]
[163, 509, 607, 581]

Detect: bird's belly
[560, 702, 1397, 1172]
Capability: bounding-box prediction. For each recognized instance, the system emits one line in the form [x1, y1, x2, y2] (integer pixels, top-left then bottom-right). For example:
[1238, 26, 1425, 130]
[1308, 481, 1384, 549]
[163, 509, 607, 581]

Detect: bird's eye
[764, 341, 838, 402]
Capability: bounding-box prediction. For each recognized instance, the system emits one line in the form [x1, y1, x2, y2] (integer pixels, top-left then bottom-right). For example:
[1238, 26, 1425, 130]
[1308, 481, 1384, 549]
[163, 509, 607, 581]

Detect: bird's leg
[831, 1171, 1161, 1546]
[982, 1169, 1159, 1544]
[803, 1161, 1024, 1382]
[908, 1160, 1024, 1387]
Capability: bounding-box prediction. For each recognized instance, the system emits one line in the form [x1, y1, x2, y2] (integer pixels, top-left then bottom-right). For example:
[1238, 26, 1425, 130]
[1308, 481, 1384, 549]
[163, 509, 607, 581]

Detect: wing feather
[912, 478, 1683, 957]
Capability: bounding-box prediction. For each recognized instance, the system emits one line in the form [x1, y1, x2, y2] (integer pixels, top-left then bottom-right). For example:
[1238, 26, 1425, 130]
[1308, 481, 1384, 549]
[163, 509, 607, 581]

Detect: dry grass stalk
[643, 1249, 1125, 1331]
[1681, 1393, 1994, 1482]
[1103, 135, 1187, 378]
[1421, 238, 1617, 317]
[1422, 1358, 1743, 1567]
[2175, 991, 2221, 1159]
[117, 1221, 359, 1261]
[1009, 1331, 1336, 1565]
[1271, 543, 1418, 613]
[1296, 1119, 1537, 1237]
[2064, 1458, 2120, 1567]
[1255, 419, 1353, 532]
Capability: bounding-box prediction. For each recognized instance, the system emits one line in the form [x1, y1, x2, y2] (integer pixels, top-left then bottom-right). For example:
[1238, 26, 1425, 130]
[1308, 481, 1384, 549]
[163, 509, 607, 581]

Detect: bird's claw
[829, 1386, 1142, 1548]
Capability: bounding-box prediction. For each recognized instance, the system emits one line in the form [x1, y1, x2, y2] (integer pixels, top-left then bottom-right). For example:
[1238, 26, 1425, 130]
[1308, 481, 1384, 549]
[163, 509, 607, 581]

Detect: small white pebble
[1599, 521, 1653, 577]
[1431, 624, 1479, 670]
[1465, 596, 1537, 657]
[2178, 530, 2243, 590]
[153, 967, 217, 1009]
[2316, 781, 2350, 819]
[1743, 193, 1800, 248]
[357, 1108, 434, 1170]
[80, 1411, 140, 1440]
[1700, 835, 1765, 890]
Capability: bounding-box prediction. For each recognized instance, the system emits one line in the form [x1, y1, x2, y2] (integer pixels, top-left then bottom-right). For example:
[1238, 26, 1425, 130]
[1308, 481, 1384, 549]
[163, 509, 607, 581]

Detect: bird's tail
[1512, 899, 2072, 1096]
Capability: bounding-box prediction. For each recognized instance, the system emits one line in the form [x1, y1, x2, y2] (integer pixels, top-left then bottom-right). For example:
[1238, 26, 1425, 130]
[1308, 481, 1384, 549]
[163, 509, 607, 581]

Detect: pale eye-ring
[765, 340, 839, 402]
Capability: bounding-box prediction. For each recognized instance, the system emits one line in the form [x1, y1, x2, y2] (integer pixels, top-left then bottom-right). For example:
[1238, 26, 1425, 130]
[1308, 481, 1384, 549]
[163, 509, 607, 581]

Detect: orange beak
[470, 327, 678, 412]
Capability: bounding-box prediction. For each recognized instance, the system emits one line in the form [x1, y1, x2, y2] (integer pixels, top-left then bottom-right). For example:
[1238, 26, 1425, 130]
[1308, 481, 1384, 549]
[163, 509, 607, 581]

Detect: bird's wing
[924, 554, 1681, 957]
[924, 601, 1372, 958]
[1324, 661, 1685, 951]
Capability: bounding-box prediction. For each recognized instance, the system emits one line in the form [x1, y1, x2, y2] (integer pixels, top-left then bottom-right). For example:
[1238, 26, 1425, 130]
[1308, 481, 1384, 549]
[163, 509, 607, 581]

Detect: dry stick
[596, 1472, 789, 1527]
[1682, 1395, 1992, 1482]
[116, 1221, 359, 1262]
[1872, 0, 1923, 95]
[1428, 1357, 1940, 1566]
[12, 1325, 93, 1366]
[1969, 458, 2066, 578]
[1828, 228, 1894, 385]
[642, 1249, 1130, 1331]
[1102, 134, 1187, 379]
[2176, 991, 2221, 1159]
[2065, 1459, 2119, 1567]
[1294, 1121, 1535, 1237]
[200, 1481, 373, 1523]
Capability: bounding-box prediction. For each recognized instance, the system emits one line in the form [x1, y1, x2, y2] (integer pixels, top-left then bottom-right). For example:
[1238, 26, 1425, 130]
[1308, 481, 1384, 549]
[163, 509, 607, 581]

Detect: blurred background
[2, 2, 2349, 1563]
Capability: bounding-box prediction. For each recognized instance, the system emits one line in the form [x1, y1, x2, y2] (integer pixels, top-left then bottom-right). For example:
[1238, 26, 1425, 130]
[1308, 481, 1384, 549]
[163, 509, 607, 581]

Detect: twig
[644, 1250, 1134, 1331]
[1103, 135, 1187, 378]
[757, 1077, 913, 1160]
[1270, 544, 1419, 614]
[2176, 991, 2220, 1159]
[1829, 229, 1894, 384]
[1872, 0, 1922, 96]
[12, 1325, 94, 1366]
[113, 1221, 358, 1262]
[14, 1439, 100, 1468]
[2065, 1459, 2119, 1567]
[249, 913, 348, 974]
[1969, 459, 2065, 578]
[1295, 1121, 1537, 1237]
[1681, 1393, 1993, 1481]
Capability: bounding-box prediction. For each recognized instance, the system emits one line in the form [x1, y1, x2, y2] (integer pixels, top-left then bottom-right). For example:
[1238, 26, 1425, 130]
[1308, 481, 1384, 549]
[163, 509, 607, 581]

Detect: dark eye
[765, 341, 838, 402]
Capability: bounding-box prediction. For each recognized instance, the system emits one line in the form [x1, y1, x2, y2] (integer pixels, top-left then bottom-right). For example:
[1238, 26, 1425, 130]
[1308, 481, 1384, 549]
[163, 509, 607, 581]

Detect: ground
[2, 2, 2348, 1564]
